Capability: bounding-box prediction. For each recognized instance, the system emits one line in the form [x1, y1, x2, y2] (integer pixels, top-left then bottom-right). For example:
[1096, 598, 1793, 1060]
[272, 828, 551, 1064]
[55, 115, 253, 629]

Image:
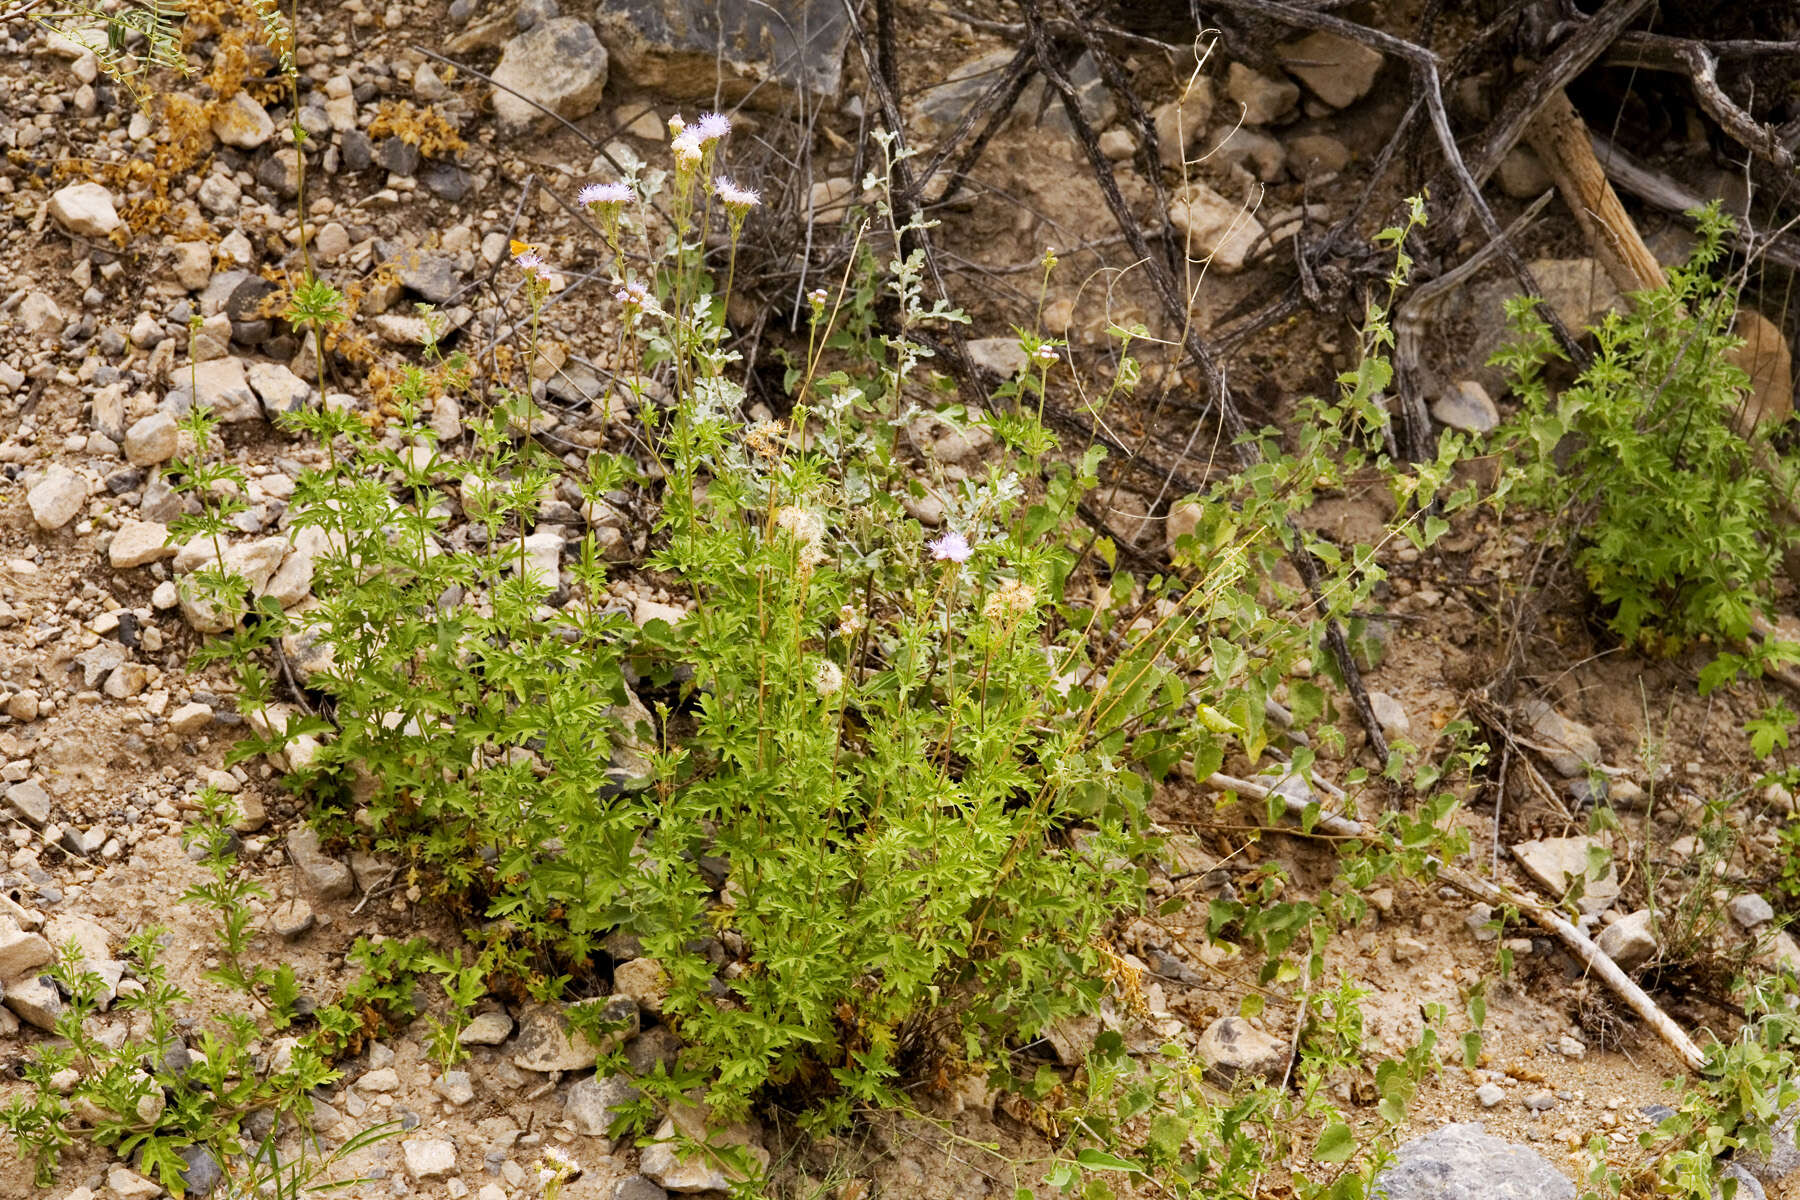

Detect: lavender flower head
[513, 250, 546, 274]
[927, 530, 973, 563]
[695, 111, 731, 144]
[714, 177, 761, 211]
[578, 182, 633, 208]
[615, 281, 649, 308]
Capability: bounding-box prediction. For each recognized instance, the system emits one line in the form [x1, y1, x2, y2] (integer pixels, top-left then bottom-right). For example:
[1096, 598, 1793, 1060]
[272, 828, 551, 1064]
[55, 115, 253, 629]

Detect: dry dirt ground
[2, 0, 1798, 1198]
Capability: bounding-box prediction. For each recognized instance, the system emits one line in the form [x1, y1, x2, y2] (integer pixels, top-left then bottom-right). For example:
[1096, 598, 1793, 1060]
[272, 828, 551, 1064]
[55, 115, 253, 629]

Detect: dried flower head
[744, 419, 785, 459]
[695, 111, 731, 144]
[835, 604, 864, 639]
[982, 578, 1038, 625]
[715, 177, 760, 210]
[811, 658, 844, 696]
[578, 182, 633, 208]
[774, 504, 825, 545]
[927, 529, 973, 563]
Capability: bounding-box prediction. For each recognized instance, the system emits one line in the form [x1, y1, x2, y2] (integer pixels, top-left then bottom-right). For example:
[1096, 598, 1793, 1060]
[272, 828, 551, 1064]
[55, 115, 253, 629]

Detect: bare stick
[1589, 134, 1800, 271]
[1526, 90, 1668, 295]
[1435, 862, 1707, 1073]
[1605, 33, 1796, 170]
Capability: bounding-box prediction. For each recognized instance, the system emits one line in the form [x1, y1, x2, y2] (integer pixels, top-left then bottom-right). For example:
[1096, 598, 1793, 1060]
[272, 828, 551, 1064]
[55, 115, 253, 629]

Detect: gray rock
[1367, 691, 1410, 741]
[966, 337, 1028, 379]
[421, 162, 474, 202]
[1720, 1163, 1768, 1200]
[614, 1178, 669, 1200]
[1524, 1091, 1558, 1111]
[380, 137, 420, 177]
[566, 1072, 640, 1138]
[340, 130, 375, 172]
[624, 1026, 682, 1076]
[595, 0, 848, 98]
[384, 247, 460, 304]
[167, 357, 262, 423]
[515, 0, 560, 28]
[1431, 380, 1501, 434]
[0, 920, 54, 977]
[612, 957, 668, 1016]
[1286, 134, 1350, 181]
[1517, 697, 1604, 777]
[1197, 1016, 1288, 1087]
[512, 996, 639, 1072]
[1737, 1103, 1800, 1185]
[213, 92, 275, 149]
[1511, 836, 1619, 916]
[435, 1070, 475, 1106]
[1169, 181, 1265, 274]
[1225, 63, 1299, 125]
[1594, 909, 1657, 971]
[1476, 1083, 1505, 1108]
[491, 18, 610, 132]
[6, 781, 51, 826]
[287, 827, 353, 900]
[1373, 1123, 1573, 1200]
[178, 1145, 223, 1196]
[270, 899, 315, 940]
[1729, 894, 1776, 930]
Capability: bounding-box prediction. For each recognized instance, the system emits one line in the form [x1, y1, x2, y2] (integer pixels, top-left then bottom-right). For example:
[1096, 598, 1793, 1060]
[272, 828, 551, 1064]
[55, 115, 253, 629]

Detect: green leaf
[1075, 1149, 1145, 1173]
[1314, 1122, 1356, 1163]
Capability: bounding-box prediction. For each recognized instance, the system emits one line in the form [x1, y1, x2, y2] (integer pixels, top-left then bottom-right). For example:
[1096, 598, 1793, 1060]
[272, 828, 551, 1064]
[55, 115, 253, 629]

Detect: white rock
[19, 292, 64, 338]
[171, 242, 213, 291]
[246, 360, 313, 418]
[106, 1166, 162, 1200]
[1368, 692, 1411, 741]
[457, 1010, 513, 1045]
[169, 701, 214, 734]
[1730, 894, 1776, 930]
[401, 1136, 458, 1180]
[966, 337, 1029, 378]
[110, 520, 174, 569]
[48, 182, 123, 239]
[1197, 1015, 1288, 1085]
[27, 465, 87, 530]
[172, 357, 262, 423]
[1431, 380, 1500, 434]
[212, 91, 276, 149]
[1594, 908, 1657, 971]
[612, 957, 669, 1016]
[1169, 182, 1265, 274]
[1512, 836, 1620, 916]
[1152, 76, 1213, 168]
[0, 918, 55, 977]
[639, 1106, 769, 1193]
[124, 411, 180, 465]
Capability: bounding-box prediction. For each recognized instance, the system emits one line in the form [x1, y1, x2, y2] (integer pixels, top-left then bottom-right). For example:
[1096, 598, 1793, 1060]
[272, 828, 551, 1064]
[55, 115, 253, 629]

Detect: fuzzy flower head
[774, 505, 827, 569]
[578, 182, 633, 209]
[810, 658, 844, 697]
[808, 287, 829, 308]
[695, 111, 731, 144]
[744, 419, 785, 459]
[671, 130, 703, 171]
[927, 529, 973, 564]
[537, 1146, 580, 1189]
[615, 281, 650, 310]
[715, 177, 760, 213]
[512, 245, 546, 277]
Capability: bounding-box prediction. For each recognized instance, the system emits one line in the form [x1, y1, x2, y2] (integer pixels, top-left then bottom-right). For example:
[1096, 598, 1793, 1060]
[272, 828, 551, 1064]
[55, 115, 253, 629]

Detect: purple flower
[578, 182, 633, 207]
[695, 111, 731, 143]
[513, 251, 546, 273]
[927, 530, 972, 563]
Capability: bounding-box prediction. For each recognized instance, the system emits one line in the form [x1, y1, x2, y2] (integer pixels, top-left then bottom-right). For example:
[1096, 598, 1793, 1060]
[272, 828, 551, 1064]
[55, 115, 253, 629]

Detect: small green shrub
[1491, 205, 1791, 652]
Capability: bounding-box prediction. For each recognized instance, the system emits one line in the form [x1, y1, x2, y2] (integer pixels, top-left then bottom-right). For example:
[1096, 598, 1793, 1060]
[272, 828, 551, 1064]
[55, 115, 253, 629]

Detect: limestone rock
[1197, 1015, 1288, 1086]
[1511, 836, 1619, 916]
[1594, 908, 1657, 971]
[1278, 32, 1384, 109]
[1730, 894, 1776, 930]
[1225, 63, 1299, 125]
[1367, 691, 1411, 741]
[491, 18, 610, 132]
[5, 972, 64, 1030]
[567, 1072, 640, 1138]
[638, 1103, 769, 1193]
[48, 181, 123, 239]
[124, 412, 180, 466]
[401, 1136, 458, 1181]
[6, 781, 51, 826]
[458, 1009, 514, 1045]
[612, 957, 669, 1016]
[1431, 380, 1500, 434]
[1735, 1103, 1800, 1187]
[246, 360, 314, 419]
[1286, 133, 1349, 181]
[1168, 182, 1264, 275]
[512, 996, 639, 1072]
[212, 92, 276, 149]
[1516, 697, 1603, 777]
[169, 357, 262, 423]
[287, 826, 353, 900]
[110, 520, 173, 570]
[593, 0, 849, 98]
[1374, 1123, 1573, 1200]
[28, 465, 87, 530]
[0, 919, 54, 978]
[1153, 76, 1213, 168]
[965, 337, 1028, 379]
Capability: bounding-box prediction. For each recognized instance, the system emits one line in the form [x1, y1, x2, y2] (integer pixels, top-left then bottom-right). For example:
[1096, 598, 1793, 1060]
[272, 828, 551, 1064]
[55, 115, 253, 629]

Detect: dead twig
[1603, 32, 1796, 171]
